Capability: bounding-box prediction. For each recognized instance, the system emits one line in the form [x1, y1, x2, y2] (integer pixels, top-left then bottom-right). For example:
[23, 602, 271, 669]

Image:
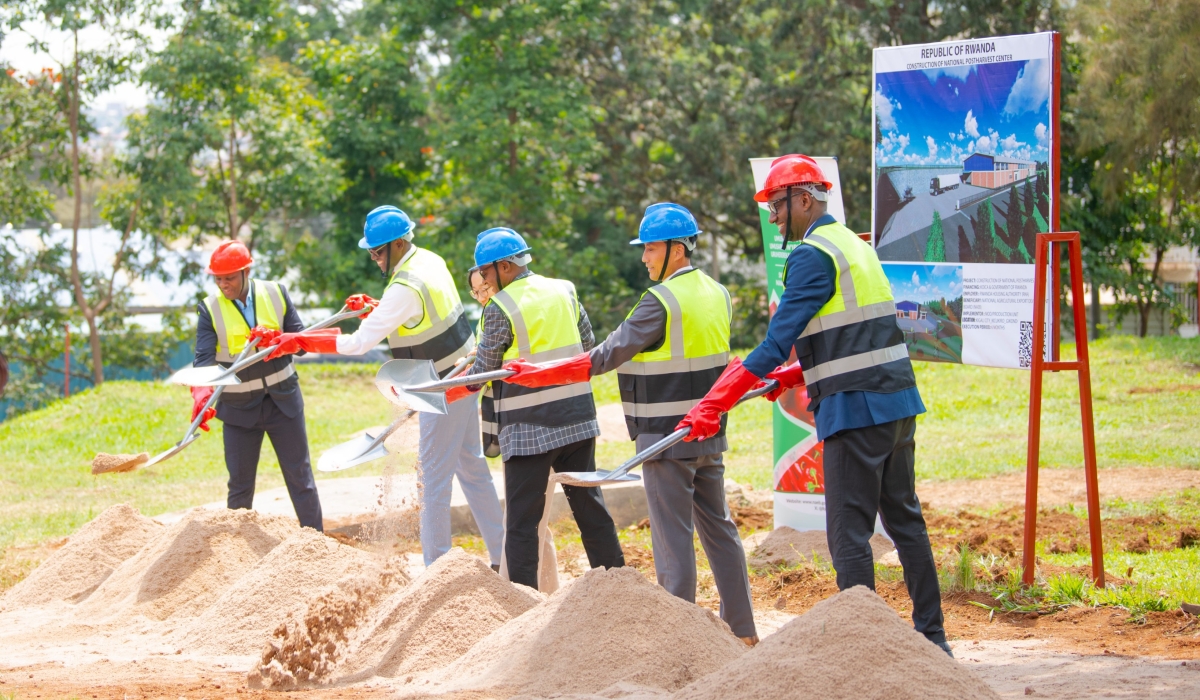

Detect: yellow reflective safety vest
[490, 273, 596, 429]
[387, 247, 475, 378]
[787, 219, 915, 409]
[616, 269, 731, 438]
[202, 279, 297, 399]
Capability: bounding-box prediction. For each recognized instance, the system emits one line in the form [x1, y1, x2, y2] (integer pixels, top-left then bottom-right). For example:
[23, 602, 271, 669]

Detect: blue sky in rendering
[875, 59, 1050, 168]
[884, 264, 964, 303]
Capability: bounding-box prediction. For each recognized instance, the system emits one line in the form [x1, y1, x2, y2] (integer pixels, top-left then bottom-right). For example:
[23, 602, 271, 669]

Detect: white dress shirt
[335, 244, 424, 356]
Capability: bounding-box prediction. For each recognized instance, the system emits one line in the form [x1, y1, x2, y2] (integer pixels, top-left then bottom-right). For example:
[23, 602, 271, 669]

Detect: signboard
[749, 157, 844, 532]
[872, 32, 1059, 368]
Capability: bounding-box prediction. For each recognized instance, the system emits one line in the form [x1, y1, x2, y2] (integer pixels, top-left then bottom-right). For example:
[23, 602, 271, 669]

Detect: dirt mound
[333, 548, 543, 682]
[91, 452, 149, 474]
[747, 526, 893, 568]
[77, 508, 297, 622]
[2, 504, 162, 608]
[418, 566, 744, 697]
[177, 528, 381, 655]
[249, 561, 408, 689]
[674, 586, 998, 700]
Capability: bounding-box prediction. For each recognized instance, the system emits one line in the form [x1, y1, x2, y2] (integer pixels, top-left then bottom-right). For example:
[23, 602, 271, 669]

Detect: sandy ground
[1, 468, 1198, 698]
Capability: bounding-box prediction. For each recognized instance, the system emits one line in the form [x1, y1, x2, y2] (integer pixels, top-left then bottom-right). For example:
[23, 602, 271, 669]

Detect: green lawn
[1, 336, 1197, 590]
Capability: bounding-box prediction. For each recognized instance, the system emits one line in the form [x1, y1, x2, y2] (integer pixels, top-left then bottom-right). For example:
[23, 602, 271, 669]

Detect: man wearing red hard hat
[677, 155, 950, 656]
[191, 240, 324, 530]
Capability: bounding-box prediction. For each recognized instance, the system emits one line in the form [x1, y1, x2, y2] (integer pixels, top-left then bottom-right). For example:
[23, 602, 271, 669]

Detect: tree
[133, 0, 342, 270]
[0, 66, 64, 225]
[956, 224, 971, 262]
[925, 210, 945, 262]
[6, 0, 146, 385]
[290, 20, 427, 304]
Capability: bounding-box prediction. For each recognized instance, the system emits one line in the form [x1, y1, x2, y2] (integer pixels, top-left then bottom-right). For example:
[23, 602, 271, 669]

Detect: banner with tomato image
[749, 157, 846, 531]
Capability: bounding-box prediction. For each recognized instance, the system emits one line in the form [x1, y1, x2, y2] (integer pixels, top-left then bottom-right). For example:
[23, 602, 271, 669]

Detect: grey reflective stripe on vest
[434, 336, 476, 373]
[209, 300, 234, 363]
[221, 363, 297, 394]
[800, 299, 897, 338]
[805, 233, 858, 310]
[616, 352, 729, 376]
[260, 281, 286, 323]
[621, 397, 701, 419]
[655, 285, 686, 361]
[491, 282, 581, 361]
[492, 382, 593, 412]
[802, 343, 909, 385]
[388, 303, 466, 347]
[391, 270, 441, 329]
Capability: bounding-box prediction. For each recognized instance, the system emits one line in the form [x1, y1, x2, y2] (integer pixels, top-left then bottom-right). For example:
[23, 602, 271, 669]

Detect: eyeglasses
[469, 284, 493, 301]
[766, 190, 808, 216]
[368, 243, 389, 259]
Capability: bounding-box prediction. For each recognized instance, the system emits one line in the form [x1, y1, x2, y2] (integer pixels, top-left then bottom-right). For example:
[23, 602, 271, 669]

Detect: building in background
[962, 153, 1036, 189]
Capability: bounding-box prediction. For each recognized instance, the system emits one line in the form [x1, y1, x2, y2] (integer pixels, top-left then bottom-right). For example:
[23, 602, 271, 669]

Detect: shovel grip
[605, 379, 780, 478]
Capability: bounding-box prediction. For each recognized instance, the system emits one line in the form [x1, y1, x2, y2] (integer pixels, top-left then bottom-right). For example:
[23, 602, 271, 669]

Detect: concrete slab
[154, 471, 650, 536]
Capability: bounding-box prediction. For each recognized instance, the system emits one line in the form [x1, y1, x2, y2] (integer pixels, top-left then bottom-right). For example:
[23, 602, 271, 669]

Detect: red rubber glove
[345, 294, 379, 318]
[190, 386, 216, 432]
[446, 385, 479, 404]
[246, 325, 281, 346]
[676, 358, 764, 442]
[265, 328, 341, 360]
[503, 353, 592, 388]
[763, 362, 806, 402]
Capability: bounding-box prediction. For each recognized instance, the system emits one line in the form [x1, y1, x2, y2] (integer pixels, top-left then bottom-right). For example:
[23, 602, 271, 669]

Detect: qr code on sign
[1019, 321, 1034, 368]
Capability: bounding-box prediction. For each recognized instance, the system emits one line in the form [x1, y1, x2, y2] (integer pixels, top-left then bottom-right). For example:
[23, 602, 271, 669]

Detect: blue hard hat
[472, 227, 531, 269]
[630, 202, 702, 246]
[359, 205, 416, 249]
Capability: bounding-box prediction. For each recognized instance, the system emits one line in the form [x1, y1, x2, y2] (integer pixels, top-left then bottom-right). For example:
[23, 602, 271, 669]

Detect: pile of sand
[177, 528, 383, 655]
[2, 504, 162, 608]
[674, 586, 999, 700]
[747, 526, 894, 569]
[416, 566, 745, 697]
[77, 508, 297, 622]
[90, 452, 149, 474]
[249, 561, 409, 688]
[332, 548, 543, 683]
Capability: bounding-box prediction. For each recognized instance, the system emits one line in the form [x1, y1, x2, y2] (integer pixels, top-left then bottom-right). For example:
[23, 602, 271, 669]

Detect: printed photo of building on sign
[883, 264, 965, 363]
[873, 57, 1051, 265]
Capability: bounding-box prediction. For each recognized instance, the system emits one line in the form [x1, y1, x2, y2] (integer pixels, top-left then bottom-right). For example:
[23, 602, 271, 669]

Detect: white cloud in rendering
[926, 135, 938, 157]
[964, 110, 980, 139]
[875, 87, 898, 130]
[1003, 59, 1050, 117]
[1035, 122, 1048, 147]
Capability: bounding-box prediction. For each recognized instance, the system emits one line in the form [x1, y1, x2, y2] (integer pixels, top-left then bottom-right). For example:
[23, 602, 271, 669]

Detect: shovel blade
[318, 432, 390, 472]
[375, 359, 448, 414]
[169, 365, 242, 387]
[549, 470, 642, 489]
[142, 432, 202, 468]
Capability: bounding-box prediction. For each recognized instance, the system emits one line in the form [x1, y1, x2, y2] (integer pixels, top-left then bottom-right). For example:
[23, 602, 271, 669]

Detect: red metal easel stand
[1023, 232, 1104, 587]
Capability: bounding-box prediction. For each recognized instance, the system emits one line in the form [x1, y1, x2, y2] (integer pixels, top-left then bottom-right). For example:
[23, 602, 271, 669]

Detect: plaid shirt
[467, 271, 600, 460]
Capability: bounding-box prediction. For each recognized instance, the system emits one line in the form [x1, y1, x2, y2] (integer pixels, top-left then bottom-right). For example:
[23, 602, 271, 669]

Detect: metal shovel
[318, 356, 474, 472]
[168, 306, 363, 387]
[551, 379, 780, 488]
[375, 359, 512, 415]
[136, 306, 363, 470]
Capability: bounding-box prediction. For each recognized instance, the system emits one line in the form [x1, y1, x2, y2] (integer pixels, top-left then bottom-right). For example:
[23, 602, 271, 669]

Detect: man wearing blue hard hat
[446, 226, 625, 589]
[492, 203, 757, 645]
[266, 205, 504, 569]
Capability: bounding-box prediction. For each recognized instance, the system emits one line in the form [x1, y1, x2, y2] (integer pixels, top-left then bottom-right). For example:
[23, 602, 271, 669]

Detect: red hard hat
[206, 240, 254, 276]
[754, 154, 834, 202]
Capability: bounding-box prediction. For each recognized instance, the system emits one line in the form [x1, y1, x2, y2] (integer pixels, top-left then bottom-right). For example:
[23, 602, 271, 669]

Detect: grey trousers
[224, 395, 324, 531]
[417, 395, 505, 567]
[642, 453, 756, 638]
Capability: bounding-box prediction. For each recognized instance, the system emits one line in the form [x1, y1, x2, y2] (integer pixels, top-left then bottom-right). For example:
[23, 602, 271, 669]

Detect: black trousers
[823, 416, 946, 644]
[503, 437, 624, 589]
[223, 395, 324, 531]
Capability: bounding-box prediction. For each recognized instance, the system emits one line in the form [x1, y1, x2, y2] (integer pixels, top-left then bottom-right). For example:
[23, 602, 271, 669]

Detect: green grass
[1, 336, 1198, 591]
